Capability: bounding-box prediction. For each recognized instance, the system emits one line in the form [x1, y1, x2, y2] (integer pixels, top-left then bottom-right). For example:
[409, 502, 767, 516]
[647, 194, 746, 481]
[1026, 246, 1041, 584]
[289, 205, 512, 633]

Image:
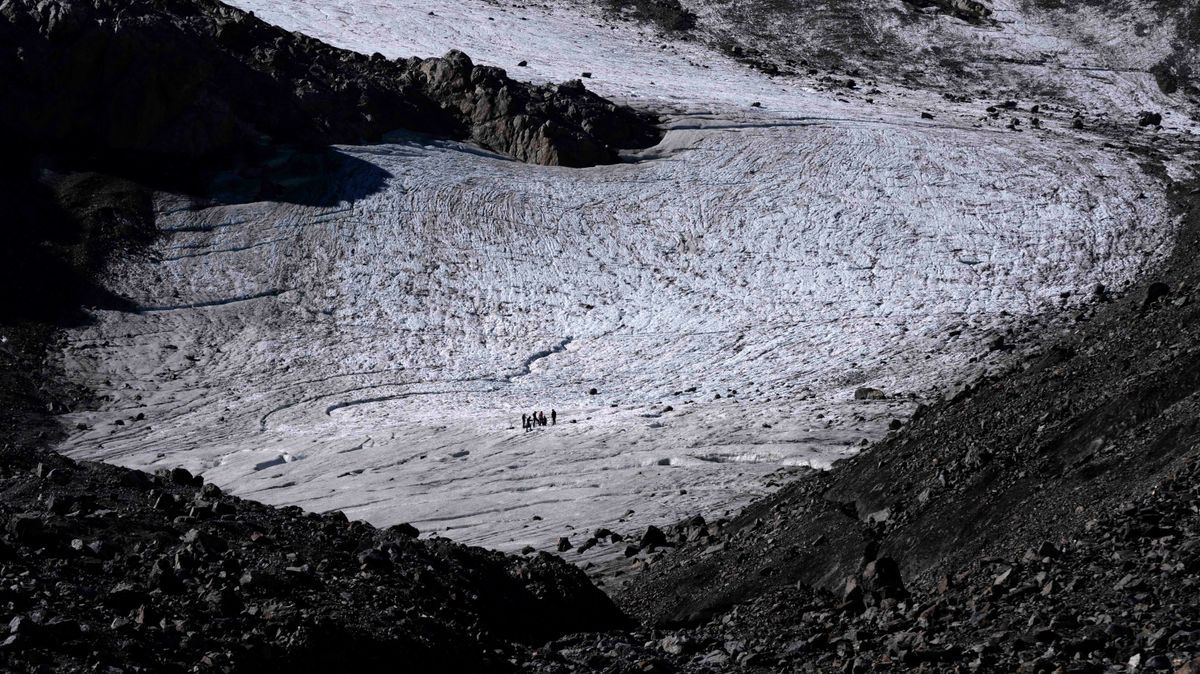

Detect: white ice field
[55, 0, 1183, 558]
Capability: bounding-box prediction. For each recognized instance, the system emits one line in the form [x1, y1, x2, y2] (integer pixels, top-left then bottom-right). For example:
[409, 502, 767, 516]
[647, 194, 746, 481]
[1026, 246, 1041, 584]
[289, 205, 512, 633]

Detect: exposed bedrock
[0, 0, 661, 169]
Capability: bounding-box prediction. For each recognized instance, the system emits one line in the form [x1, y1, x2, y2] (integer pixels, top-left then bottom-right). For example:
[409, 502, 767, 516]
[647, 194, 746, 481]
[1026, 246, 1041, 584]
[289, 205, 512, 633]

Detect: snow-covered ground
[55, 0, 1182, 559]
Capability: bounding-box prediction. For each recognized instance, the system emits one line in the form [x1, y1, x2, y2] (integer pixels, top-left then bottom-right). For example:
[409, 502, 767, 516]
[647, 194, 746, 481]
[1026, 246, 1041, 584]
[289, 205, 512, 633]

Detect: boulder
[1175, 656, 1200, 674]
[640, 525, 667, 548]
[358, 548, 390, 570]
[854, 387, 886, 400]
[182, 528, 228, 555]
[119, 470, 153, 489]
[660, 635, 694, 655]
[862, 557, 907, 599]
[1143, 282, 1171, 308]
[105, 583, 148, 612]
[6, 514, 43, 543]
[1138, 111, 1163, 127]
[387, 522, 420, 538]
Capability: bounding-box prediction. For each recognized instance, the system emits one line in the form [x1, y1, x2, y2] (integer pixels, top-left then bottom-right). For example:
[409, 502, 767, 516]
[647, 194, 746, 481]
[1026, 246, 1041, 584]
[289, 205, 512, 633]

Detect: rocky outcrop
[0, 444, 628, 673]
[0, 0, 660, 168]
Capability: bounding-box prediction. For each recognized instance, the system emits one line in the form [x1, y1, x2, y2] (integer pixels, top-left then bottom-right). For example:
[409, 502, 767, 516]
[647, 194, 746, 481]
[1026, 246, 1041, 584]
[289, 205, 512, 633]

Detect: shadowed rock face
[0, 0, 661, 168]
[0, 445, 630, 673]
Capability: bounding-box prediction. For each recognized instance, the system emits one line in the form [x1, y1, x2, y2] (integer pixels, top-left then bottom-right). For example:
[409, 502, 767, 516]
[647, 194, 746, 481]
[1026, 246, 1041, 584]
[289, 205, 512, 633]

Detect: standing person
[551, 409, 557, 425]
[540, 411, 547, 426]
[521, 413, 527, 430]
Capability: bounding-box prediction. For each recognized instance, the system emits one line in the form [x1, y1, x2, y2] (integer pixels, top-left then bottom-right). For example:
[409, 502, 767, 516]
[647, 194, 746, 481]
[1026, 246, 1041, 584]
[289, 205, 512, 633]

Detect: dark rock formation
[0, 0, 660, 169]
[0, 444, 629, 673]
[853, 387, 886, 400]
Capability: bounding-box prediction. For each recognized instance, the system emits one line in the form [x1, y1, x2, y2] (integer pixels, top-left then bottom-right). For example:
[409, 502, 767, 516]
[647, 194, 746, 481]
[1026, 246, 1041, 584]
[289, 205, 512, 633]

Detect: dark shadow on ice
[0, 145, 392, 327]
[0, 165, 151, 325]
[201, 146, 393, 208]
[379, 128, 516, 164]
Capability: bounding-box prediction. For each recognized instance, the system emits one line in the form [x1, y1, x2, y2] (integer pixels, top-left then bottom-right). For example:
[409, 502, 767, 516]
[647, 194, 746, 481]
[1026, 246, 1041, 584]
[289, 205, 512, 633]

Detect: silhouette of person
[551, 409, 557, 425]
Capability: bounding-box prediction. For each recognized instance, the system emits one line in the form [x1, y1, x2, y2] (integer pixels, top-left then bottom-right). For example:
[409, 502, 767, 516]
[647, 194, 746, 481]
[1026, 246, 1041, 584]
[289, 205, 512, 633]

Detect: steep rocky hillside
[607, 179, 1200, 671]
[616, 0, 1200, 118]
[0, 0, 660, 168]
[0, 441, 628, 673]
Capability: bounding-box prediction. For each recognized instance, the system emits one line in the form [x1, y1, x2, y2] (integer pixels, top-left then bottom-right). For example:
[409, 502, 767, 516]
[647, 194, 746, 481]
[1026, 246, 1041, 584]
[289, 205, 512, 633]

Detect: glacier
[54, 0, 1183, 559]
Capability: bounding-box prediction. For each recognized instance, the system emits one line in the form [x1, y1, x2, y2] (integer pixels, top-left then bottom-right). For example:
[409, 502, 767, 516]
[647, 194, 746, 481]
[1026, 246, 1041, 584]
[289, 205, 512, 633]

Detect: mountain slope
[604, 179, 1200, 672]
[0, 443, 626, 673]
[46, 0, 1187, 561]
[0, 0, 659, 168]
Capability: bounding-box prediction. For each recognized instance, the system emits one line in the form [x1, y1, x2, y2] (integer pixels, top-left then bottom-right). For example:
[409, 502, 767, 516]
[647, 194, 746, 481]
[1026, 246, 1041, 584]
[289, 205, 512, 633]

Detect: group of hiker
[522, 409, 556, 431]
